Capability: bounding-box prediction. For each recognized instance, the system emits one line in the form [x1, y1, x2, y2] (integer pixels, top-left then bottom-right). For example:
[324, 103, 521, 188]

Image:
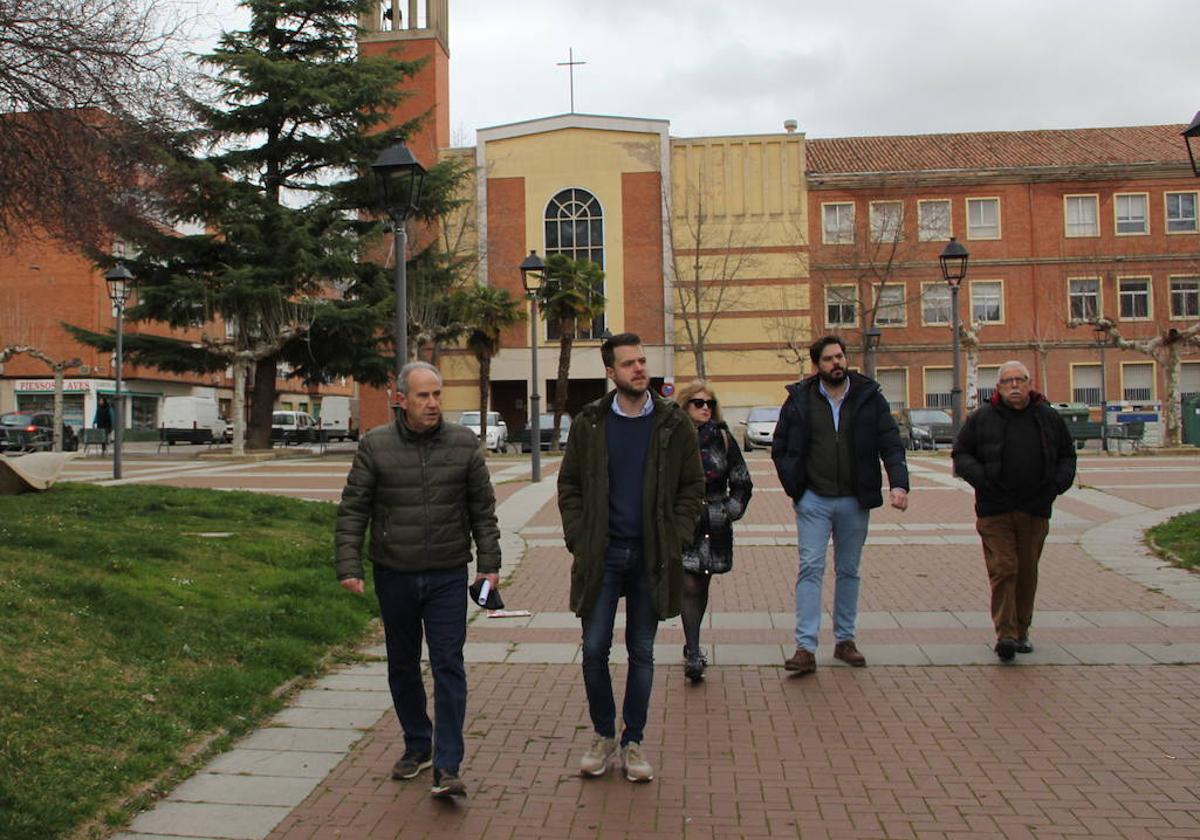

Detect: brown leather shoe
[833, 640, 866, 667]
[784, 647, 816, 674]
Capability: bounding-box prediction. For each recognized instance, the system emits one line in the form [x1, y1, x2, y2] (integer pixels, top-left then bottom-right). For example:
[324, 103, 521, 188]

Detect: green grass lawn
[0, 483, 377, 840]
[1147, 510, 1200, 571]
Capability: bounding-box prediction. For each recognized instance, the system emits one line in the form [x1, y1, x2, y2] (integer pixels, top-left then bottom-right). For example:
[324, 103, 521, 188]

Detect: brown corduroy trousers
[975, 511, 1051, 641]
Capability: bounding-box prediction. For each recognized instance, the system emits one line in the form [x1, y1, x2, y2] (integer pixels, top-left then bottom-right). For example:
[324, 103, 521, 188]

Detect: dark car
[0, 411, 79, 452]
[897, 408, 954, 450]
[515, 413, 571, 452]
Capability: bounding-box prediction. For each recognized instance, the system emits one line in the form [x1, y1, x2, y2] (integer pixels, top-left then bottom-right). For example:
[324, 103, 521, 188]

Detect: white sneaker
[621, 741, 654, 782]
[579, 735, 618, 776]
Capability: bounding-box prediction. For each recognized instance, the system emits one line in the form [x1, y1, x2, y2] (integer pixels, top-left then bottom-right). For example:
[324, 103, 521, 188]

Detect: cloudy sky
[189, 0, 1200, 141]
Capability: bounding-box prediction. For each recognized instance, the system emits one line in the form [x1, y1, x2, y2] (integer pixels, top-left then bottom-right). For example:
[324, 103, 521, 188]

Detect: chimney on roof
[784, 119, 798, 134]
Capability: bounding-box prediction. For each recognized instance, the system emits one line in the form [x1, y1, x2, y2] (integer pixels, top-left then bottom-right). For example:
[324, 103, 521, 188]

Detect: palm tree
[539, 254, 606, 450]
[451, 284, 526, 447]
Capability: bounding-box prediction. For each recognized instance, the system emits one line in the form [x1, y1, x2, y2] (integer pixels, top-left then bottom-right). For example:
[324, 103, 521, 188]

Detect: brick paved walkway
[102, 452, 1200, 840]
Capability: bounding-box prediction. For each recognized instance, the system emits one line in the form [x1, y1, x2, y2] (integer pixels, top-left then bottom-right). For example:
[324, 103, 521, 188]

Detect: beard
[817, 366, 846, 385]
[614, 378, 648, 401]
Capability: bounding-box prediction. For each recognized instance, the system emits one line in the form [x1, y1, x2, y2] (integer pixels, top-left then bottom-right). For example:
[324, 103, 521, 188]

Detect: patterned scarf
[697, 420, 722, 482]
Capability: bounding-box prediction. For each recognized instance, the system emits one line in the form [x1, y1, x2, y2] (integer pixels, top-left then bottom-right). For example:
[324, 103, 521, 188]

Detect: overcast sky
[189, 0, 1200, 142]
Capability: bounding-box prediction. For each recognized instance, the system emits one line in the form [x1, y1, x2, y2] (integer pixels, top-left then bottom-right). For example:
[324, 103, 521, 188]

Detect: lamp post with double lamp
[371, 142, 427, 400]
[1095, 323, 1109, 453]
[520, 250, 545, 482]
[104, 263, 134, 480]
[939, 237, 970, 433]
[1183, 111, 1200, 177]
[864, 325, 882, 380]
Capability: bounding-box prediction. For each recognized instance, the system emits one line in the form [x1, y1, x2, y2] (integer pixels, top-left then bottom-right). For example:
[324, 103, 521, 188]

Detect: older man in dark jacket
[335, 361, 501, 799]
[559, 332, 704, 784]
[952, 360, 1076, 662]
[772, 335, 909, 676]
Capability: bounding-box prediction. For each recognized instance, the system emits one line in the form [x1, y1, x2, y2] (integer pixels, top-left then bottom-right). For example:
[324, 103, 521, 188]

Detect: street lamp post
[1183, 110, 1200, 177]
[1095, 323, 1109, 453]
[864, 325, 882, 380]
[104, 263, 134, 480]
[939, 237, 970, 433]
[520, 250, 545, 483]
[371, 142, 427, 400]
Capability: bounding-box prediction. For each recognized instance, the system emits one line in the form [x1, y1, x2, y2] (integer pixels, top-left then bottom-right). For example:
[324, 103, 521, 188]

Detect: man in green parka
[558, 332, 704, 784]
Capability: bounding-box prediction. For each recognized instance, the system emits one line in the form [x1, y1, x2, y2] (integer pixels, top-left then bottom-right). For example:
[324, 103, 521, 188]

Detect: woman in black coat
[674, 380, 753, 682]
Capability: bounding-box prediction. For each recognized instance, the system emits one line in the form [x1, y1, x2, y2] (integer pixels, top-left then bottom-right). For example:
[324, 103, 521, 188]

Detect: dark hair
[601, 332, 641, 368]
[809, 335, 847, 365]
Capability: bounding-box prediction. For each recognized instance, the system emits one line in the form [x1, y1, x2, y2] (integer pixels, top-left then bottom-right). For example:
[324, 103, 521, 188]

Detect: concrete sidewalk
[114, 455, 1200, 840]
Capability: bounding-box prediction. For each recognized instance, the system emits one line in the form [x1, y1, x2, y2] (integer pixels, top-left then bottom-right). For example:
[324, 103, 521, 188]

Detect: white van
[161, 396, 228, 445]
[318, 396, 359, 442]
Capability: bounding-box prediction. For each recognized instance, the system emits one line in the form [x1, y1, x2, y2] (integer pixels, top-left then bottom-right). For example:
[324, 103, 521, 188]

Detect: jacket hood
[786, 370, 879, 400]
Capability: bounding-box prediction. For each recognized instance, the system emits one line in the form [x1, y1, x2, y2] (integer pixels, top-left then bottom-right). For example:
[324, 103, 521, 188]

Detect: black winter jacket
[951, 391, 1077, 518]
[334, 417, 502, 580]
[770, 372, 909, 508]
[682, 422, 753, 575]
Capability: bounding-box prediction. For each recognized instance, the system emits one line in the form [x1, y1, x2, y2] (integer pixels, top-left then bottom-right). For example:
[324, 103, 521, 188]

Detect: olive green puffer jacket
[334, 418, 501, 580]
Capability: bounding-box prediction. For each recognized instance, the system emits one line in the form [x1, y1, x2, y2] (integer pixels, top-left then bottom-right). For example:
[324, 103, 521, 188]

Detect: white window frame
[1120, 361, 1156, 403]
[1114, 192, 1149, 236]
[1070, 363, 1103, 406]
[1170, 276, 1200, 319]
[869, 200, 903, 243]
[922, 367, 954, 409]
[920, 281, 951, 325]
[1068, 277, 1102, 321]
[1165, 191, 1199, 234]
[1064, 194, 1100, 238]
[875, 283, 907, 327]
[876, 368, 909, 411]
[1117, 276, 1152, 321]
[917, 199, 952, 242]
[821, 202, 855, 244]
[970, 279, 1004, 324]
[965, 197, 1001, 240]
[825, 284, 858, 327]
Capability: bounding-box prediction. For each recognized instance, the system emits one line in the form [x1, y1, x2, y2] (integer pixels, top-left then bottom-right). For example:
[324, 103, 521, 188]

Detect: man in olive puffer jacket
[335, 361, 501, 799]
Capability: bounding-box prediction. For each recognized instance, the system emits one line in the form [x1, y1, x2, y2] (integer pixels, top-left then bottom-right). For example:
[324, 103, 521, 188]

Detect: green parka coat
[557, 392, 705, 620]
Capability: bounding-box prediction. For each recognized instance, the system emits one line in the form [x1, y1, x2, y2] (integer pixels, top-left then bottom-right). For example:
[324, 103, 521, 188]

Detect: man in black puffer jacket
[952, 360, 1076, 663]
[335, 361, 501, 799]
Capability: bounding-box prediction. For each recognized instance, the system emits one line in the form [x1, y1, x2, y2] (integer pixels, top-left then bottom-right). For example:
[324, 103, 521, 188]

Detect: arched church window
[544, 188, 605, 339]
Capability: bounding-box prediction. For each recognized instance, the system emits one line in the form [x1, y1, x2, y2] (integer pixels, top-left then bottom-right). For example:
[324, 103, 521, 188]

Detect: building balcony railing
[1073, 388, 1101, 405]
[925, 393, 953, 409]
[1123, 388, 1153, 402]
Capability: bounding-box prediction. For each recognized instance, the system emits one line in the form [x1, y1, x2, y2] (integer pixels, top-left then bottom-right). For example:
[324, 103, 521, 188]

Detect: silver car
[741, 405, 780, 451]
[459, 411, 508, 452]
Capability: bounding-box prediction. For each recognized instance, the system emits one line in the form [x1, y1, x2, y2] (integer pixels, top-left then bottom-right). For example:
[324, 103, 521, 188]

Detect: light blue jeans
[793, 490, 870, 652]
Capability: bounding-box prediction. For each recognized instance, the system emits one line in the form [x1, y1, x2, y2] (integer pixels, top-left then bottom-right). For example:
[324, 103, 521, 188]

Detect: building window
[970, 280, 1003, 323]
[826, 285, 858, 326]
[877, 369, 907, 411]
[1064, 195, 1099, 237]
[1166, 192, 1199, 234]
[966, 198, 1000, 239]
[1072, 364, 1102, 406]
[1121, 362, 1154, 402]
[1118, 278, 1151, 320]
[545, 187, 605, 338]
[822, 202, 855, 244]
[875, 284, 906, 326]
[869, 201, 903, 243]
[1182, 362, 1200, 403]
[1114, 193, 1148, 235]
[917, 199, 951, 242]
[920, 282, 950, 325]
[1068, 278, 1100, 320]
[1170, 277, 1200, 318]
[924, 368, 953, 409]
[976, 366, 1000, 405]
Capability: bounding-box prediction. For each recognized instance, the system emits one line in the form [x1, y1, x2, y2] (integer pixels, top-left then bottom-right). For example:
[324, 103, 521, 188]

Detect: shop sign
[16, 380, 93, 393]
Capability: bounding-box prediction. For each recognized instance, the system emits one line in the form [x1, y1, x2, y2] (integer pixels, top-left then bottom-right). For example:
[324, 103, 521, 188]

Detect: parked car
[740, 405, 780, 451]
[271, 411, 319, 445]
[458, 411, 508, 452]
[0, 411, 79, 452]
[897, 408, 955, 450]
[515, 413, 571, 452]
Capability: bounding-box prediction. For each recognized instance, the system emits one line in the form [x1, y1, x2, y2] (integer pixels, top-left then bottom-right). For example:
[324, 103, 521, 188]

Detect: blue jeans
[794, 491, 870, 652]
[373, 565, 468, 773]
[580, 541, 658, 746]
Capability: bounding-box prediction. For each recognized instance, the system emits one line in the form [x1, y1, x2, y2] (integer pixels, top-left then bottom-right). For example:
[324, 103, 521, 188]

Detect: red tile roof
[806, 125, 1190, 174]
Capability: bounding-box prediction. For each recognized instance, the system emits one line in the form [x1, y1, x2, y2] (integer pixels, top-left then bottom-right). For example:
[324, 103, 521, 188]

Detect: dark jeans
[580, 540, 658, 746]
[373, 564, 468, 773]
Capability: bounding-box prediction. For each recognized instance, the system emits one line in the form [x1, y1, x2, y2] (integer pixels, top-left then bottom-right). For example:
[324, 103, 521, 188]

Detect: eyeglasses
[687, 398, 717, 410]
[998, 376, 1030, 387]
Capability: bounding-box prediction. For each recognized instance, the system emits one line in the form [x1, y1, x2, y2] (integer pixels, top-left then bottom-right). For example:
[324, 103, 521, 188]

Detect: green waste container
[1183, 396, 1200, 445]
[1050, 402, 1090, 429]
